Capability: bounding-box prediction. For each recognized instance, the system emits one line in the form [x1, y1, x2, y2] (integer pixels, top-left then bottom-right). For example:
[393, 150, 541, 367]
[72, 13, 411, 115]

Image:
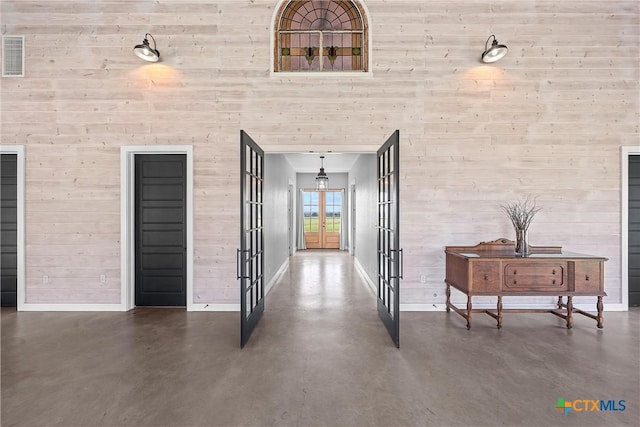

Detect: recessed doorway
[120, 146, 193, 311]
[0, 146, 24, 310]
[1, 153, 18, 307]
[135, 154, 187, 307]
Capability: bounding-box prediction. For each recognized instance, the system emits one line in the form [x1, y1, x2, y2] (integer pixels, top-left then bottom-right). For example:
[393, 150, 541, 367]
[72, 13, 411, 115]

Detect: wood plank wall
[1, 1, 638, 306]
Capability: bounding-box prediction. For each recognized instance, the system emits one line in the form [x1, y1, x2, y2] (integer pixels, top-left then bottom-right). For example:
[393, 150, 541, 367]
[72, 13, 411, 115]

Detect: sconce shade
[315, 156, 329, 191]
[133, 33, 160, 62]
[481, 35, 508, 63]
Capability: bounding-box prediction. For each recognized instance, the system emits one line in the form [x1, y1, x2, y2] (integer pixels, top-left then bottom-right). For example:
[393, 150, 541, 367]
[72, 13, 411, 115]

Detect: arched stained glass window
[274, 0, 369, 72]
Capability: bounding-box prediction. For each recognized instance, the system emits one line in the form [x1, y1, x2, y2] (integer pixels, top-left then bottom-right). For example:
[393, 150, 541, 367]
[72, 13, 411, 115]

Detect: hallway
[1, 251, 638, 426]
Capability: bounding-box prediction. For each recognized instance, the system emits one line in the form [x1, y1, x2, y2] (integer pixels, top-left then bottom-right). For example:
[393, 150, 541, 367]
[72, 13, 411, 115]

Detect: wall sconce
[133, 33, 160, 62]
[481, 35, 508, 63]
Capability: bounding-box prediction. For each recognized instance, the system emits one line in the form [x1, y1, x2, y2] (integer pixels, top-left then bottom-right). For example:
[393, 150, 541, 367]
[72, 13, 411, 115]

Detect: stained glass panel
[276, 0, 367, 72]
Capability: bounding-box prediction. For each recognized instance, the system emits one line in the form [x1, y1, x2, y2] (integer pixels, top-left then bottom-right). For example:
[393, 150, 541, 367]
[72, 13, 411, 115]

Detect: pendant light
[133, 33, 160, 62]
[315, 155, 329, 191]
[481, 35, 508, 63]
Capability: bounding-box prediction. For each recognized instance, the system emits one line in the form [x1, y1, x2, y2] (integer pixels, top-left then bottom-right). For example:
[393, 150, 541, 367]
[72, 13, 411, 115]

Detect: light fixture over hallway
[481, 35, 508, 63]
[315, 155, 329, 190]
[133, 33, 160, 62]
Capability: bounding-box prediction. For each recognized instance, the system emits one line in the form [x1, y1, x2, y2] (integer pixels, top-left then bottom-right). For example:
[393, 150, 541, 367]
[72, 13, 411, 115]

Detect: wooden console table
[445, 238, 607, 329]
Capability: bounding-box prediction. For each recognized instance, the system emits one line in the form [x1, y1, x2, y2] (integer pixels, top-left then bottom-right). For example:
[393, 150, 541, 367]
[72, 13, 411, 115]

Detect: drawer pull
[513, 270, 517, 275]
[484, 274, 489, 281]
[513, 280, 517, 285]
[585, 274, 590, 281]
[552, 279, 556, 285]
[552, 269, 556, 275]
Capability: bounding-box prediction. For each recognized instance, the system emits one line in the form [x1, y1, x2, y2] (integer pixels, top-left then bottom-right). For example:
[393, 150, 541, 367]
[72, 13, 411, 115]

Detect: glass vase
[515, 228, 528, 257]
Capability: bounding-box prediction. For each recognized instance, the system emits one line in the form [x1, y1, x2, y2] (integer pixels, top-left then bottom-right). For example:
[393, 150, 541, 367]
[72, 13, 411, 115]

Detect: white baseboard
[266, 258, 289, 295]
[18, 303, 124, 312]
[416, 302, 626, 312]
[396, 300, 613, 313]
[189, 303, 240, 312]
[354, 258, 376, 295]
[188, 258, 290, 312]
[401, 304, 444, 311]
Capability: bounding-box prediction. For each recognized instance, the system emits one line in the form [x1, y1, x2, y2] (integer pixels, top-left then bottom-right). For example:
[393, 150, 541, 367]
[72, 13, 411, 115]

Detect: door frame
[349, 182, 356, 256]
[302, 188, 343, 249]
[120, 146, 194, 311]
[0, 145, 25, 310]
[622, 146, 640, 311]
[288, 181, 295, 256]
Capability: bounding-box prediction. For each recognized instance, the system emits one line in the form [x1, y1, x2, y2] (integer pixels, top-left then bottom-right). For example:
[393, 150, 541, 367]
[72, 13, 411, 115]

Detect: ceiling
[281, 153, 361, 173]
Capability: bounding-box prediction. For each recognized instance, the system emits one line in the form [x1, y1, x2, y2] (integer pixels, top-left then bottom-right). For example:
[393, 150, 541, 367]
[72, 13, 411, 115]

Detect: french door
[377, 130, 402, 348]
[238, 131, 265, 348]
[303, 190, 342, 249]
[630, 155, 640, 306]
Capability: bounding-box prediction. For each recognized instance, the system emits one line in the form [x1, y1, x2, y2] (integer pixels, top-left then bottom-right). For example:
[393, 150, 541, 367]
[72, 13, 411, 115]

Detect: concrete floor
[1, 250, 639, 427]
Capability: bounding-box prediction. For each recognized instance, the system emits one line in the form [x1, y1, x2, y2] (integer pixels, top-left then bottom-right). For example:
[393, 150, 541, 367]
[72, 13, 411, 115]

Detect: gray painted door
[630, 156, 640, 307]
[239, 130, 265, 348]
[377, 130, 402, 348]
[135, 154, 187, 306]
[1, 154, 17, 307]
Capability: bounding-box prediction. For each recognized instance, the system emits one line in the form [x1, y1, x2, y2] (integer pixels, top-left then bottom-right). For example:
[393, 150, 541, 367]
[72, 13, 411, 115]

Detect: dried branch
[501, 196, 541, 231]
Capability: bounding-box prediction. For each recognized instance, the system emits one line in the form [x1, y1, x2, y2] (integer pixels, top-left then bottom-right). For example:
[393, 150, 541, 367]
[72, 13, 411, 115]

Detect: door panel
[377, 130, 401, 348]
[135, 154, 187, 306]
[239, 130, 265, 348]
[1, 154, 17, 307]
[304, 190, 342, 249]
[630, 156, 640, 307]
[303, 191, 321, 248]
[323, 191, 341, 249]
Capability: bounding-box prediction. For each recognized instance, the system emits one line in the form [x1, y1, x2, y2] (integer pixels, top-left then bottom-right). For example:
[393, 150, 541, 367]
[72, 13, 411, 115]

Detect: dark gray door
[135, 154, 187, 306]
[238, 131, 265, 348]
[630, 156, 640, 307]
[1, 154, 17, 307]
[377, 130, 402, 348]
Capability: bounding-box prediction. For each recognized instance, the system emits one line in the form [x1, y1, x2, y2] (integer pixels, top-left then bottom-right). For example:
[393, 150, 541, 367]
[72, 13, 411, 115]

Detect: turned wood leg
[466, 295, 472, 330]
[596, 295, 604, 329]
[557, 296, 563, 309]
[497, 296, 503, 329]
[566, 296, 573, 329]
[445, 284, 451, 313]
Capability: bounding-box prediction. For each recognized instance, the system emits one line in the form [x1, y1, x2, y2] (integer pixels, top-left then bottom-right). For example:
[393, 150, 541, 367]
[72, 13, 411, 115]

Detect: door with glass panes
[303, 190, 342, 249]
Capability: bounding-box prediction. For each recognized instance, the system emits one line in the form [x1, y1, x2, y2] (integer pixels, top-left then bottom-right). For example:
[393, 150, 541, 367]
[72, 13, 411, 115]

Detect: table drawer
[573, 260, 603, 292]
[471, 261, 500, 292]
[503, 262, 567, 291]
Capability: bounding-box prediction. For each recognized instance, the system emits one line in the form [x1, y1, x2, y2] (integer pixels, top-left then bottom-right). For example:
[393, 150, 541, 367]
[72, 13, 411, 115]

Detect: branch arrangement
[501, 196, 541, 231]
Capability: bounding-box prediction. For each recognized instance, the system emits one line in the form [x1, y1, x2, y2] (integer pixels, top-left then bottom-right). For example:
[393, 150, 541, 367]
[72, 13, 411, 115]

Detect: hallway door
[1, 154, 17, 307]
[630, 155, 640, 306]
[135, 154, 187, 306]
[377, 130, 402, 348]
[303, 190, 341, 249]
[239, 130, 265, 348]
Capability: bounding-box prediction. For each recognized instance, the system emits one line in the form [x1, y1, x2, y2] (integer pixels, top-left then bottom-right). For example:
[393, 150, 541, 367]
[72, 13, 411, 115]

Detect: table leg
[557, 296, 563, 309]
[596, 295, 604, 329]
[497, 296, 503, 329]
[566, 296, 573, 329]
[445, 284, 451, 313]
[466, 295, 472, 330]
